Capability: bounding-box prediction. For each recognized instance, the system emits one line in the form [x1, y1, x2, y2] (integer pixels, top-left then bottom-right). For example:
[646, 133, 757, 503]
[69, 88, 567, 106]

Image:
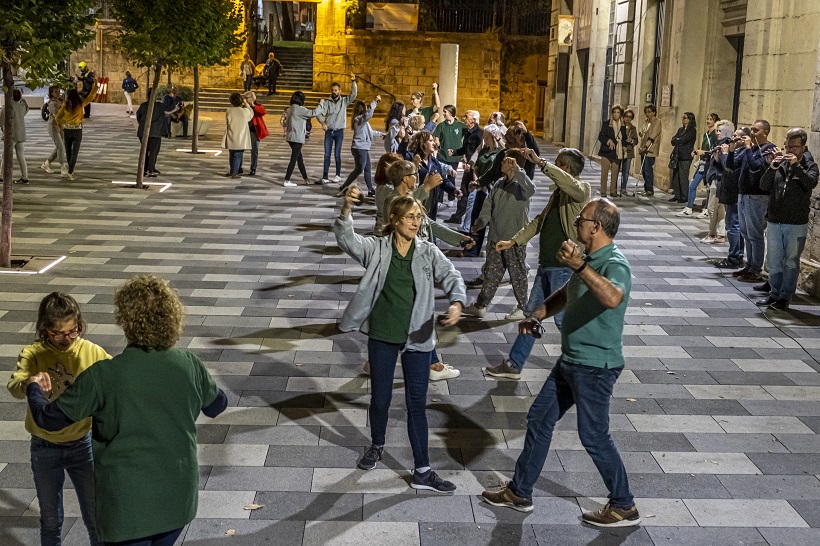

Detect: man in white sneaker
[481, 199, 641, 528]
[317, 74, 357, 184]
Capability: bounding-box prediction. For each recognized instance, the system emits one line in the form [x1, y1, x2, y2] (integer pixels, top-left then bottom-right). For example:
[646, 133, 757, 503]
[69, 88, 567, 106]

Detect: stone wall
[500, 37, 550, 132]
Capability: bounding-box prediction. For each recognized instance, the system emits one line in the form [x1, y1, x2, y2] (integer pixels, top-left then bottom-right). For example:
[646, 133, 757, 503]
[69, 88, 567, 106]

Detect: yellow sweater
[56, 85, 98, 128]
[7, 337, 111, 443]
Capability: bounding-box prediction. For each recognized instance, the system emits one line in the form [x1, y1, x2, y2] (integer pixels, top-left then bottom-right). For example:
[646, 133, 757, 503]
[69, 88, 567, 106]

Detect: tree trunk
[192, 65, 200, 154]
[137, 61, 163, 190]
[1, 61, 15, 268]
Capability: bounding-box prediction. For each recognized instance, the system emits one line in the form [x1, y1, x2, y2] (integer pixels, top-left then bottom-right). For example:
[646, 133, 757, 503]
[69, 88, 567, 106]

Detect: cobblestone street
[1, 104, 820, 545]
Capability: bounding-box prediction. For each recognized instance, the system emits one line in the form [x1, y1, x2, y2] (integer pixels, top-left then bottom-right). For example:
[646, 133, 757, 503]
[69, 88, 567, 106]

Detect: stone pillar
[439, 44, 459, 108]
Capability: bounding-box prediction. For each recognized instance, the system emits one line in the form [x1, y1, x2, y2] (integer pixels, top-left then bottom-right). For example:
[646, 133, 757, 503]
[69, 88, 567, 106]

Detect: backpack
[41, 102, 50, 122]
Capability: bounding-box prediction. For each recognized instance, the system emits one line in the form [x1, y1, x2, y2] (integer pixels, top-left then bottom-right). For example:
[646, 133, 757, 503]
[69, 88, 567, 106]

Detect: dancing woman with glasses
[334, 189, 467, 493]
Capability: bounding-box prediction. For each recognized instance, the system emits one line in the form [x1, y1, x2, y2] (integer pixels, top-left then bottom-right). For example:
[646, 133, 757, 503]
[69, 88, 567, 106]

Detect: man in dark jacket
[264, 52, 284, 96]
[137, 91, 176, 177]
[756, 128, 818, 310]
[714, 126, 750, 269]
[77, 62, 95, 119]
[445, 110, 484, 224]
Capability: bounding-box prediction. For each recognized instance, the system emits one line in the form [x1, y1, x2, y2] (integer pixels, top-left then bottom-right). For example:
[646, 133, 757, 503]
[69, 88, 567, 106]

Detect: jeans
[724, 203, 744, 261]
[243, 74, 252, 92]
[47, 124, 67, 167]
[285, 141, 307, 181]
[323, 128, 344, 179]
[508, 266, 573, 371]
[767, 222, 808, 302]
[367, 338, 432, 469]
[641, 156, 655, 192]
[686, 165, 706, 209]
[249, 130, 259, 173]
[229, 149, 244, 176]
[31, 434, 100, 546]
[340, 148, 373, 192]
[104, 527, 183, 546]
[619, 158, 632, 193]
[64, 129, 83, 174]
[738, 194, 769, 274]
[510, 358, 633, 507]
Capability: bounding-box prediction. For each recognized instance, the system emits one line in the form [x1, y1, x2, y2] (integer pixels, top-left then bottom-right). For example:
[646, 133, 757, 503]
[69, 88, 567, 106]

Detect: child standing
[7, 293, 110, 546]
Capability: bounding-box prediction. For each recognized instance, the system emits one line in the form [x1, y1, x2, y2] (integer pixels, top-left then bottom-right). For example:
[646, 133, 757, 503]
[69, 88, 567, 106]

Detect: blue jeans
[619, 158, 632, 192]
[686, 166, 706, 209]
[323, 128, 344, 179]
[229, 149, 243, 176]
[738, 194, 769, 274]
[367, 338, 432, 469]
[31, 434, 100, 546]
[104, 527, 183, 546]
[339, 148, 373, 192]
[724, 203, 744, 262]
[510, 358, 633, 507]
[508, 266, 572, 371]
[767, 222, 808, 302]
[641, 156, 655, 192]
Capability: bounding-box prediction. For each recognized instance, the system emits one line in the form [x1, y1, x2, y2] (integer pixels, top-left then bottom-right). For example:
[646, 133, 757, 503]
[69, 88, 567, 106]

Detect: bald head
[588, 198, 621, 239]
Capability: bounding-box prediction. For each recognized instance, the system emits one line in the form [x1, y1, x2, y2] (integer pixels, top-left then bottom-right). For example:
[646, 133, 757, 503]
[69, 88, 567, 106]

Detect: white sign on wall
[366, 3, 419, 31]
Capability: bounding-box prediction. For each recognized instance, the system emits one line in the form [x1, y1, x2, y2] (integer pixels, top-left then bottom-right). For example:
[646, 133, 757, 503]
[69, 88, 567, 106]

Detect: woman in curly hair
[24, 275, 228, 546]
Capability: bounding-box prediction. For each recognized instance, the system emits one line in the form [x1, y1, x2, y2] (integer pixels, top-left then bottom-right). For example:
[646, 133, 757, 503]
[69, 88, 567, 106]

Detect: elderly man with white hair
[445, 109, 485, 224]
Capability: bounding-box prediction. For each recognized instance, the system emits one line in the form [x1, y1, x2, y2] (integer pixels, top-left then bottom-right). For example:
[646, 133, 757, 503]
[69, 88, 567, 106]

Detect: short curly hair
[115, 275, 184, 350]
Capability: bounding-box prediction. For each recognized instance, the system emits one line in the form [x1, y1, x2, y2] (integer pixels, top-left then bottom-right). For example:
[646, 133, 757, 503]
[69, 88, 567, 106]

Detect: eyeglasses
[402, 214, 425, 223]
[48, 327, 80, 341]
[403, 171, 419, 177]
[574, 215, 596, 225]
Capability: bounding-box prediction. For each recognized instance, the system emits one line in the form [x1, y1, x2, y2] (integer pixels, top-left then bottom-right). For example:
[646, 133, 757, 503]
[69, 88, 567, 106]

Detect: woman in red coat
[244, 91, 269, 176]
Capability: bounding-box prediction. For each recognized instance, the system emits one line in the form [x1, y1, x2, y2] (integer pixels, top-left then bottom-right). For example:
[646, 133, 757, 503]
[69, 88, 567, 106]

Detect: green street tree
[0, 0, 96, 268]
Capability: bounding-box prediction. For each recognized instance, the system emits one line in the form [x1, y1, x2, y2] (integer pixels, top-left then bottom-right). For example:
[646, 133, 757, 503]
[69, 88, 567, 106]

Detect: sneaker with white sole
[283, 180, 297, 187]
[462, 304, 486, 318]
[65, 172, 75, 181]
[333, 175, 342, 183]
[40, 161, 53, 174]
[411, 469, 456, 493]
[430, 363, 460, 381]
[582, 502, 641, 527]
[700, 235, 716, 244]
[357, 444, 383, 470]
[696, 210, 709, 219]
[676, 207, 693, 217]
[485, 360, 522, 380]
[321, 178, 330, 184]
[505, 307, 525, 321]
[481, 483, 533, 512]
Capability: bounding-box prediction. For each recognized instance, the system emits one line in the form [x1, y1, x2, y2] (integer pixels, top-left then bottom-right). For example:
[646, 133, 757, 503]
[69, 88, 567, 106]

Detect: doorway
[577, 48, 590, 152]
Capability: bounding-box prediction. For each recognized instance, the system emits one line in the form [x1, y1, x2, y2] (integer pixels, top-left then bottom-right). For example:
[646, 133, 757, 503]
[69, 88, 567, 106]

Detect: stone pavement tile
[363, 493, 474, 523]
[421, 522, 539, 546]
[0, 403, 26, 421]
[223, 424, 320, 445]
[747, 453, 820, 475]
[683, 498, 809, 527]
[23, 486, 87, 518]
[609, 398, 666, 415]
[196, 424, 230, 445]
[626, 473, 731, 499]
[742, 401, 820, 416]
[0, 463, 34, 488]
[800, 416, 820, 432]
[460, 448, 561, 472]
[557, 451, 663, 473]
[183, 519, 305, 546]
[789, 500, 820, 527]
[684, 385, 775, 400]
[627, 414, 723, 433]
[195, 407, 279, 426]
[684, 347, 762, 359]
[786, 373, 820, 386]
[733, 359, 817, 373]
[611, 431, 696, 453]
[531, 524, 653, 545]
[709, 371, 797, 386]
[196, 491, 258, 519]
[645, 526, 767, 546]
[311, 468, 412, 494]
[661, 358, 741, 371]
[632, 370, 717, 384]
[277, 407, 369, 427]
[759, 528, 820, 545]
[0, 440, 31, 463]
[0, 488, 37, 516]
[718, 475, 820, 500]
[651, 451, 761, 474]
[0, 421, 30, 441]
[578, 497, 697, 527]
[0, 516, 63, 545]
[238, 390, 326, 408]
[204, 466, 312, 491]
[656, 398, 750, 416]
[302, 521, 419, 546]
[775, 433, 820, 453]
[714, 415, 815, 434]
[684, 433, 789, 453]
[764, 385, 820, 401]
[196, 444, 269, 466]
[250, 491, 363, 522]
[613, 384, 694, 399]
[472, 494, 581, 524]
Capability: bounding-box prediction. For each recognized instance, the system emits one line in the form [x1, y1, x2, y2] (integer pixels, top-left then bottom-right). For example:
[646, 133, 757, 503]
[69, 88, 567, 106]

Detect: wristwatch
[538, 158, 547, 169]
[574, 262, 587, 274]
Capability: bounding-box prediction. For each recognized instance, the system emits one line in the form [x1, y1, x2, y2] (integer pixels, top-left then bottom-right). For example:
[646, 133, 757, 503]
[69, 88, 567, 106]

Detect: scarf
[611, 118, 624, 159]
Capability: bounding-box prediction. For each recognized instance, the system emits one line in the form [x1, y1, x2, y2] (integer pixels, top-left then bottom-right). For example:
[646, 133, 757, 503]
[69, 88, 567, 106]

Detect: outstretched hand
[440, 302, 462, 326]
[25, 372, 52, 392]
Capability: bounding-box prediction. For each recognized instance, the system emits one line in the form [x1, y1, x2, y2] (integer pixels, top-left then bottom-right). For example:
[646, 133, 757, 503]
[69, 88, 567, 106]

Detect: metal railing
[316, 72, 396, 105]
[424, 5, 495, 33]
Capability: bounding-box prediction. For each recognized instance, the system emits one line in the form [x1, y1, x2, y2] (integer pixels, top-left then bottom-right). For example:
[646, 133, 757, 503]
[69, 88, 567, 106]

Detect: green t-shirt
[56, 346, 219, 542]
[561, 243, 631, 369]
[538, 193, 567, 268]
[433, 119, 465, 165]
[408, 105, 434, 123]
[368, 241, 416, 344]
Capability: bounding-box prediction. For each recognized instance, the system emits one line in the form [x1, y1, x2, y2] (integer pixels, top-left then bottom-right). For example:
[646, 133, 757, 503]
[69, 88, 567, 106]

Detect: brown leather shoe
[481, 483, 533, 512]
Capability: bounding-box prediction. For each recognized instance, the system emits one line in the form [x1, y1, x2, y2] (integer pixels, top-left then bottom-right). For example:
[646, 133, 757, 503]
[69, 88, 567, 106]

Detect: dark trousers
[340, 148, 373, 192]
[229, 149, 244, 175]
[463, 190, 487, 257]
[367, 338, 432, 469]
[143, 136, 161, 173]
[249, 129, 259, 173]
[63, 128, 83, 174]
[449, 167, 475, 222]
[267, 76, 278, 94]
[285, 141, 307, 181]
[671, 160, 691, 200]
[83, 102, 91, 118]
[243, 75, 253, 92]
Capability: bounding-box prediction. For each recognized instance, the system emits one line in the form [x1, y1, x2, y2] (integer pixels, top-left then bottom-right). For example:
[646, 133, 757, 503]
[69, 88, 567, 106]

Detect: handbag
[668, 150, 679, 170]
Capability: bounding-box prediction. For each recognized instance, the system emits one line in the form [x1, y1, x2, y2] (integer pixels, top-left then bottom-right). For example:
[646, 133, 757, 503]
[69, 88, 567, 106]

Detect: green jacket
[511, 162, 591, 248]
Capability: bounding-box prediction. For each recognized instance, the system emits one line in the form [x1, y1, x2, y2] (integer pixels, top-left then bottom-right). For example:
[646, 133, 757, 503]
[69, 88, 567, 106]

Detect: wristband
[574, 262, 587, 274]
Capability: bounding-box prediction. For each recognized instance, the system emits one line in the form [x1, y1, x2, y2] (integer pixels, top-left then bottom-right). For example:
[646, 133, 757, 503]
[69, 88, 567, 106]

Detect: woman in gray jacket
[338, 96, 382, 196]
[334, 188, 466, 493]
[281, 91, 318, 187]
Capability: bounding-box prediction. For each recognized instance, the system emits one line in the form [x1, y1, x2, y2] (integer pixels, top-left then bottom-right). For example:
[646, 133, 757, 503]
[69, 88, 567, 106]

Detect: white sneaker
[700, 235, 715, 244]
[60, 166, 69, 177]
[283, 180, 297, 187]
[430, 363, 460, 381]
[463, 304, 487, 318]
[65, 172, 75, 181]
[696, 210, 709, 219]
[40, 161, 53, 174]
[321, 178, 330, 185]
[333, 175, 342, 183]
[362, 361, 370, 375]
[505, 307, 525, 321]
[676, 207, 693, 217]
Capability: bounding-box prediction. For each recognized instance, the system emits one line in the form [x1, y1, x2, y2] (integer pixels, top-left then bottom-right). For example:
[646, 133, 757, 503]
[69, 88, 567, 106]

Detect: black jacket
[523, 132, 541, 180]
[739, 142, 777, 195]
[597, 120, 627, 161]
[719, 147, 744, 205]
[671, 125, 697, 160]
[136, 100, 169, 139]
[453, 124, 483, 163]
[760, 152, 819, 225]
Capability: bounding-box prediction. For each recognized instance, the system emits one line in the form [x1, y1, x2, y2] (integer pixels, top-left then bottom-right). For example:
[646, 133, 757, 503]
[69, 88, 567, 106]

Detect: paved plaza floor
[1, 104, 820, 545]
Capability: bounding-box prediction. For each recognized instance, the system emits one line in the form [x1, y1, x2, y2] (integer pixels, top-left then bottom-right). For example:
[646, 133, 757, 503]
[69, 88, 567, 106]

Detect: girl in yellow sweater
[55, 85, 97, 180]
[7, 293, 109, 546]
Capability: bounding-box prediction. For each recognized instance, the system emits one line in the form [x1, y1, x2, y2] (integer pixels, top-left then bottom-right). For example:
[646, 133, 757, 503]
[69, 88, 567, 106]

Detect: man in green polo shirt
[481, 198, 641, 528]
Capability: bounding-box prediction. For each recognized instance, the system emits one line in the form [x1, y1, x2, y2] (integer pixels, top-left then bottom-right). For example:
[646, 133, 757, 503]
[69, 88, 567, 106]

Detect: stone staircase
[196, 88, 326, 114]
[269, 45, 314, 90]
